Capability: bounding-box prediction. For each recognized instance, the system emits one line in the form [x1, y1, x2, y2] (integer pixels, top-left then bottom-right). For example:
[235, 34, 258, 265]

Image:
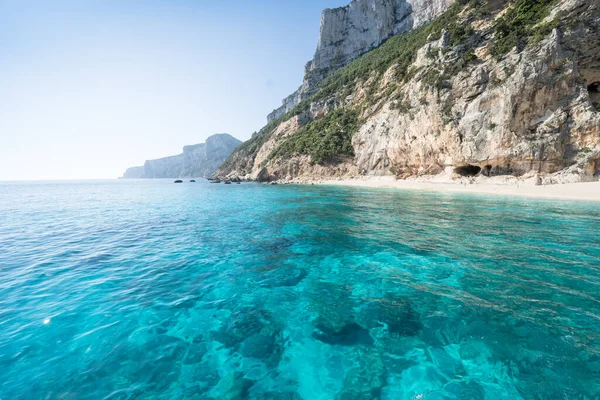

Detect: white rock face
[122, 134, 242, 179]
[408, 0, 455, 26]
[181, 134, 243, 178]
[267, 0, 454, 122]
[351, 23, 600, 182]
[122, 166, 144, 179]
[141, 154, 185, 179]
[311, 0, 413, 72]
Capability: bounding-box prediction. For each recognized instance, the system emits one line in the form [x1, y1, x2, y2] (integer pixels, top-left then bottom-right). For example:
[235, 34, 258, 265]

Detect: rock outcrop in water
[267, 0, 454, 122]
[219, 0, 600, 185]
[123, 133, 241, 179]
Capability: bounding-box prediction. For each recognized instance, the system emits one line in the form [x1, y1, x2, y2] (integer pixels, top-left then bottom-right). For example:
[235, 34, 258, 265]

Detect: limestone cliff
[267, 0, 454, 122]
[141, 154, 184, 180]
[123, 134, 241, 179]
[122, 166, 144, 179]
[219, 0, 600, 185]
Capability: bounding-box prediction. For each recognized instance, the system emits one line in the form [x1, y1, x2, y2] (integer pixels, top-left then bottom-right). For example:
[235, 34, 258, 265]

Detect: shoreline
[296, 176, 600, 202]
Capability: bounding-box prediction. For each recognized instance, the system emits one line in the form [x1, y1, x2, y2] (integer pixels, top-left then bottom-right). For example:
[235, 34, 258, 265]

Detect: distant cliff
[123, 134, 241, 179]
[267, 0, 454, 122]
[122, 166, 144, 179]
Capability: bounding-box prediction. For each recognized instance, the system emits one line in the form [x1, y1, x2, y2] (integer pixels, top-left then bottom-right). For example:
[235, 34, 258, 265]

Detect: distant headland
[122, 133, 241, 179]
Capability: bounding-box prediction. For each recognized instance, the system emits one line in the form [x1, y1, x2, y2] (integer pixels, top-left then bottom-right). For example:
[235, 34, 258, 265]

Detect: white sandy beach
[313, 176, 600, 202]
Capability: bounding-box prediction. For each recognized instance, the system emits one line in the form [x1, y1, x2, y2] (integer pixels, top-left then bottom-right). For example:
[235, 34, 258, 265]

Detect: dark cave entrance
[588, 82, 600, 106]
[454, 165, 482, 177]
[482, 165, 493, 177]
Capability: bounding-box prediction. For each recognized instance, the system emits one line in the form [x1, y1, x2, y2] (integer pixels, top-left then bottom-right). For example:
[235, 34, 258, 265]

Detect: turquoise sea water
[1, 180, 599, 399]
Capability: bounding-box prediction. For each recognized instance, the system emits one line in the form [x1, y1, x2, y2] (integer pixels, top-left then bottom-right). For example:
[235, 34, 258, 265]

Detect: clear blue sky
[0, 0, 347, 180]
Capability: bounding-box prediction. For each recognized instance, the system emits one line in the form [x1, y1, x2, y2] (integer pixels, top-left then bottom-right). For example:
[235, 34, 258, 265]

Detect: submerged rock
[183, 342, 207, 365]
[217, 311, 265, 348]
[313, 320, 373, 346]
[192, 361, 220, 387]
[356, 296, 423, 337]
[213, 307, 286, 367]
[444, 380, 485, 400]
[260, 392, 303, 400]
[213, 371, 255, 400]
[273, 268, 308, 288]
[259, 237, 293, 253]
[131, 335, 187, 393]
[337, 349, 388, 399]
[239, 332, 284, 366]
[254, 262, 307, 288]
[239, 333, 277, 359]
[308, 286, 356, 331]
[214, 309, 278, 348]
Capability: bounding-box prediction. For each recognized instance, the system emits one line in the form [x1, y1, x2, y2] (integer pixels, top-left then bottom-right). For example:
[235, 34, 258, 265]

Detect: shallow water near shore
[1, 179, 599, 399]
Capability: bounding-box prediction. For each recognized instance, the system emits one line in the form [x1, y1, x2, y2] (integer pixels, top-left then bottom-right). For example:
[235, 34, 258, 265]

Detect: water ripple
[0, 180, 599, 399]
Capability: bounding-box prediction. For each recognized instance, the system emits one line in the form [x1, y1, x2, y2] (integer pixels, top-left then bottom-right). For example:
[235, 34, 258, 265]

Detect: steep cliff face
[123, 134, 241, 179]
[267, 0, 454, 122]
[220, 0, 600, 184]
[142, 154, 184, 179]
[180, 134, 243, 178]
[311, 0, 413, 72]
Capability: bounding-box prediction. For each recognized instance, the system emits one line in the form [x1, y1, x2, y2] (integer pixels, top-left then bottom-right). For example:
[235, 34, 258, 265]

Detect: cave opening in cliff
[588, 82, 600, 106]
[454, 165, 482, 177]
[482, 165, 493, 177]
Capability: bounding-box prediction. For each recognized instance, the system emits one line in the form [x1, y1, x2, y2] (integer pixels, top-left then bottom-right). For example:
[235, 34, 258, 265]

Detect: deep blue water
[1, 180, 599, 400]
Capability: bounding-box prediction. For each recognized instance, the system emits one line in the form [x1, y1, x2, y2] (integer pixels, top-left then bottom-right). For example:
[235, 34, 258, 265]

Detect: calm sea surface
[0, 180, 599, 399]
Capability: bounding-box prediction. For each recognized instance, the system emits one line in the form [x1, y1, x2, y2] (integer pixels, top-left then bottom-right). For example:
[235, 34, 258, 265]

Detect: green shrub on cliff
[490, 0, 557, 59]
[447, 20, 475, 47]
[269, 108, 359, 165]
[219, 99, 314, 172]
